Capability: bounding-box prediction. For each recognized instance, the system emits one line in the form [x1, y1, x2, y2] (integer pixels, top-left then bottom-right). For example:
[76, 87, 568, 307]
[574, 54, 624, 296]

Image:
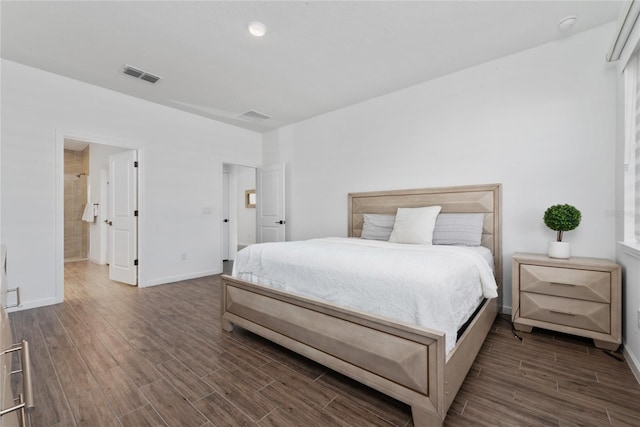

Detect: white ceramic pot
[548, 241, 571, 259]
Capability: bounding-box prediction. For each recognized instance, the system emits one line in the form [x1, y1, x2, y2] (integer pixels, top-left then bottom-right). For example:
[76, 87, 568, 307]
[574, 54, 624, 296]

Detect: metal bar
[21, 341, 33, 411]
[0, 393, 26, 427]
[20, 397, 26, 427]
[0, 398, 24, 416]
[0, 339, 34, 420]
[1, 345, 21, 356]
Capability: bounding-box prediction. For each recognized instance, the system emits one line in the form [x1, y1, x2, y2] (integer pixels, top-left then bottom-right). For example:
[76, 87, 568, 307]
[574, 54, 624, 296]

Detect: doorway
[61, 136, 140, 296]
[222, 164, 257, 268]
[63, 144, 90, 262]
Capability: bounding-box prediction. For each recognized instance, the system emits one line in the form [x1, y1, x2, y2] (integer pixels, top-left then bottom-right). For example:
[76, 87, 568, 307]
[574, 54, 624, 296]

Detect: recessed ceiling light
[557, 16, 577, 31]
[248, 21, 267, 37]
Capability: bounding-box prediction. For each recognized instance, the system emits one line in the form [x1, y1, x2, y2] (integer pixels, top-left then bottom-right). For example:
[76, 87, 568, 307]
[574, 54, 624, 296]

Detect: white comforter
[232, 237, 498, 354]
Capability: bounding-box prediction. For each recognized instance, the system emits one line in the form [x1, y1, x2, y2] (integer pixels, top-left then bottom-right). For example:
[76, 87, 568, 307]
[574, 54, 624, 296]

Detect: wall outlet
[181, 252, 187, 261]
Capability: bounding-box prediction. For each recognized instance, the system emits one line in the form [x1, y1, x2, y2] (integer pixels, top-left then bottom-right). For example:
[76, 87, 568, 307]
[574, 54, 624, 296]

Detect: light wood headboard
[348, 183, 502, 287]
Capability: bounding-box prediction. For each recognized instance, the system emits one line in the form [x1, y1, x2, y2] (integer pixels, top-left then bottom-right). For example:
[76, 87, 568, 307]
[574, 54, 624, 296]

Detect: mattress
[232, 237, 498, 354]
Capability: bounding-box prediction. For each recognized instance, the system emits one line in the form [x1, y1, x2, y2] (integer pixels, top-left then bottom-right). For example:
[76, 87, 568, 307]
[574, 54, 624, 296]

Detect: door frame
[220, 162, 257, 271]
[55, 129, 145, 302]
[222, 170, 230, 261]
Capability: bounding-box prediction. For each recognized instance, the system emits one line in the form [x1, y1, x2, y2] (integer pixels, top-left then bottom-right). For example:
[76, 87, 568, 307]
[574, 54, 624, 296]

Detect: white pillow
[388, 206, 442, 244]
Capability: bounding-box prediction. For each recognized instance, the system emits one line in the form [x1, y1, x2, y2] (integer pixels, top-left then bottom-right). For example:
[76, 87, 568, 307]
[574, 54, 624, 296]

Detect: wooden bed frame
[220, 183, 502, 426]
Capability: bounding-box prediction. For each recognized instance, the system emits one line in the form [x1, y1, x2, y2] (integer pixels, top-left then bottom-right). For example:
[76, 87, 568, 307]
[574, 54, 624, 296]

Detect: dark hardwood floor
[9, 261, 640, 426]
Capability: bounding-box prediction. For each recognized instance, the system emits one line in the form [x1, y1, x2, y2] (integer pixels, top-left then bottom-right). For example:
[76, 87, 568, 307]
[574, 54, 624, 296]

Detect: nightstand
[512, 253, 621, 351]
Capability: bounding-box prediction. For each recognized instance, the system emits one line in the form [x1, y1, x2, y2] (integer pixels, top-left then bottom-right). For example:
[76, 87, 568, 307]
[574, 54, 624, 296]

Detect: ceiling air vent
[123, 65, 144, 78]
[239, 110, 271, 122]
[140, 72, 161, 84]
[122, 64, 163, 84]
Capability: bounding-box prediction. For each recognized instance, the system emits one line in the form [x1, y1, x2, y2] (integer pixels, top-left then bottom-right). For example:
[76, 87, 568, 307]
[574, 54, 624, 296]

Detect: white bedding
[232, 237, 498, 354]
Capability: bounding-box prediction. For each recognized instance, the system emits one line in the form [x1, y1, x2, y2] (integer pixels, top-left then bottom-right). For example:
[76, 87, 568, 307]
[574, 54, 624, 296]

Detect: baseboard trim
[141, 269, 221, 288]
[89, 256, 106, 265]
[623, 344, 640, 385]
[6, 296, 61, 313]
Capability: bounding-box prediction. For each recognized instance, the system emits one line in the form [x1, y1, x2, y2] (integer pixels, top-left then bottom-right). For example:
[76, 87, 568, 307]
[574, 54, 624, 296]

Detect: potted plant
[543, 204, 581, 259]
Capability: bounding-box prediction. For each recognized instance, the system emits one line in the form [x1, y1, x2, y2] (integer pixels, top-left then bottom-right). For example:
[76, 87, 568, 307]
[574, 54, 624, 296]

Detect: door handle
[275, 220, 286, 225]
[223, 219, 229, 223]
[104, 220, 112, 226]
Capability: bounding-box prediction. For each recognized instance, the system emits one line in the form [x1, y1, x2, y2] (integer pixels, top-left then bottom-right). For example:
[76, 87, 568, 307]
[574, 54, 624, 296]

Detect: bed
[220, 183, 502, 426]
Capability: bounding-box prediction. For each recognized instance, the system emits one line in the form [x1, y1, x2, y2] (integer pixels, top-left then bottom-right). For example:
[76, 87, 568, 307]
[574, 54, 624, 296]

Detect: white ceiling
[1, 1, 623, 133]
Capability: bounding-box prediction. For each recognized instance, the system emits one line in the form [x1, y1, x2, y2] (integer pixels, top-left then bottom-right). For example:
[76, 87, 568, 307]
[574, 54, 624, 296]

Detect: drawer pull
[549, 309, 576, 316]
[1, 339, 34, 423]
[3, 287, 21, 309]
[549, 282, 576, 287]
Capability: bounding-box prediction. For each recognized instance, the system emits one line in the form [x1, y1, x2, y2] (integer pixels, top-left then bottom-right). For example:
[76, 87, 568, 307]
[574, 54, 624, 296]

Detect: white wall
[1, 59, 261, 309]
[263, 23, 618, 316]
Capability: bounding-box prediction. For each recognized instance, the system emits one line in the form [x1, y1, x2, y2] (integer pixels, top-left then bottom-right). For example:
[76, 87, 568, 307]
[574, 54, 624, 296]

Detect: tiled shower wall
[64, 148, 90, 260]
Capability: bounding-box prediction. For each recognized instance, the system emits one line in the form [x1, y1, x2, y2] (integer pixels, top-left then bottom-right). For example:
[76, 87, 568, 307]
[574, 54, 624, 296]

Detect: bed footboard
[221, 275, 447, 425]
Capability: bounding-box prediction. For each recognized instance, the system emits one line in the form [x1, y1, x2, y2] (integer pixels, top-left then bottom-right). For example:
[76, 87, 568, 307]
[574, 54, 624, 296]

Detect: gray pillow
[361, 214, 395, 240]
[432, 213, 485, 246]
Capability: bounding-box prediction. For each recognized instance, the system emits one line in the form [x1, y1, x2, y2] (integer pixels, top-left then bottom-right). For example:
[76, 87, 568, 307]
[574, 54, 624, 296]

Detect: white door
[108, 150, 138, 285]
[257, 164, 285, 243]
[222, 171, 230, 260]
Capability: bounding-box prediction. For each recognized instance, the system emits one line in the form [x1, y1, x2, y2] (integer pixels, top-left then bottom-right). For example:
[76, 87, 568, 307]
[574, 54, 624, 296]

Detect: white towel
[82, 204, 95, 222]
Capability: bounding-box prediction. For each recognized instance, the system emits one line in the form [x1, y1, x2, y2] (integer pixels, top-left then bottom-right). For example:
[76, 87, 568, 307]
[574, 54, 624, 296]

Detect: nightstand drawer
[520, 292, 610, 333]
[520, 265, 610, 303]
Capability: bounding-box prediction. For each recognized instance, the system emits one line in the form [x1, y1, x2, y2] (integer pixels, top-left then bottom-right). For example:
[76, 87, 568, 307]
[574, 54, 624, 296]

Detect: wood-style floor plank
[93, 365, 147, 418]
[203, 368, 278, 422]
[26, 371, 74, 427]
[111, 349, 163, 388]
[45, 334, 99, 398]
[316, 370, 412, 426]
[322, 396, 397, 427]
[193, 391, 258, 427]
[67, 388, 120, 427]
[259, 360, 337, 410]
[118, 404, 168, 427]
[49, 418, 78, 427]
[9, 261, 640, 427]
[258, 381, 324, 422]
[154, 359, 215, 402]
[139, 379, 208, 426]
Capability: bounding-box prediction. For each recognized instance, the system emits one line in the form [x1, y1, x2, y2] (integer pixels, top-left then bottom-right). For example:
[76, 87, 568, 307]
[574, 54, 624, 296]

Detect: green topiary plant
[543, 204, 581, 242]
